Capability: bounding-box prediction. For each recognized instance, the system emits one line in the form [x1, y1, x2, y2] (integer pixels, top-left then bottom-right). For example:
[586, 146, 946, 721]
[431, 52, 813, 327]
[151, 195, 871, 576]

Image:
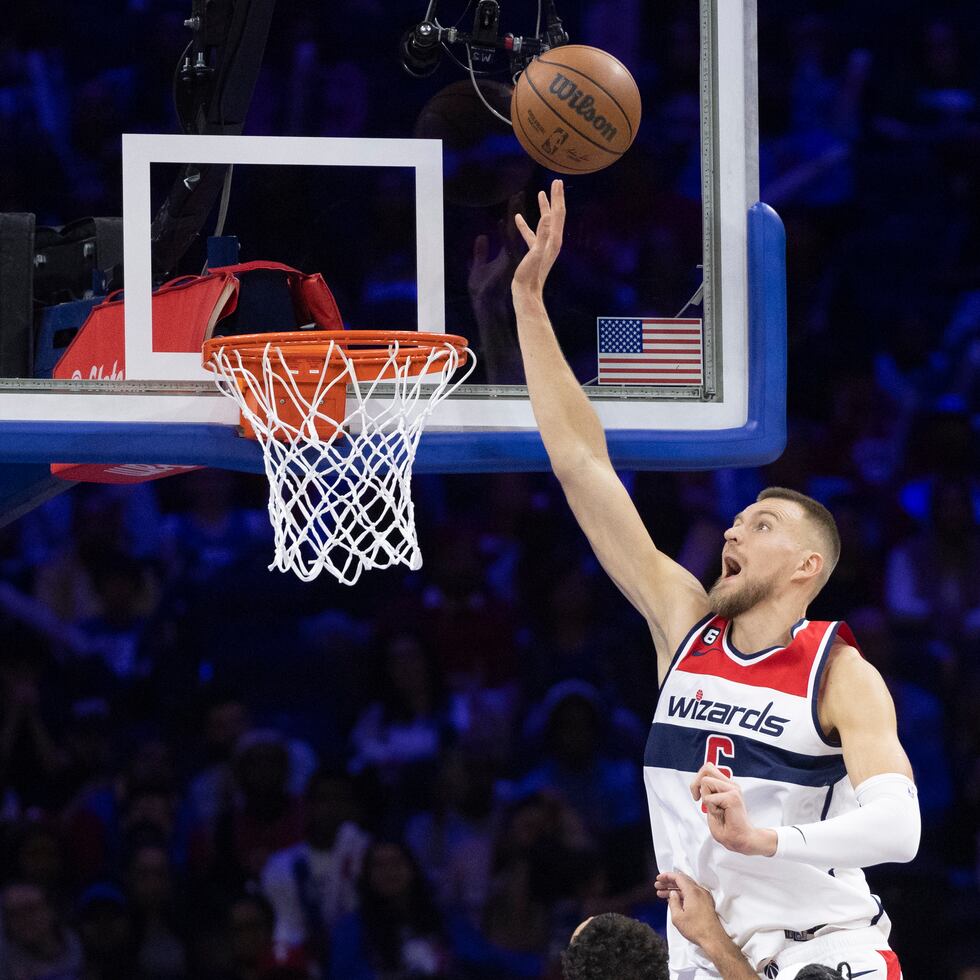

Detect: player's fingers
[690, 765, 716, 796]
[704, 788, 739, 812]
[539, 189, 550, 216]
[698, 762, 726, 780]
[670, 870, 698, 893]
[701, 773, 736, 795]
[702, 776, 737, 796]
[514, 213, 536, 247]
[675, 873, 715, 908]
[551, 179, 566, 222]
[690, 767, 721, 799]
[668, 889, 684, 914]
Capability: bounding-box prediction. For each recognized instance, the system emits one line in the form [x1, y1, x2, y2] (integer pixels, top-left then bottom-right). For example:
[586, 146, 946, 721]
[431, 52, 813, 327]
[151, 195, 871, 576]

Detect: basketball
[510, 45, 641, 174]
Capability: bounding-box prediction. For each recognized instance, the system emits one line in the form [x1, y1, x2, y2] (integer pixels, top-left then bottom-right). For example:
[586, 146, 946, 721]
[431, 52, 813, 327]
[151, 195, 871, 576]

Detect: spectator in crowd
[483, 792, 591, 958]
[513, 681, 649, 895]
[193, 731, 305, 896]
[403, 746, 496, 924]
[4, 822, 68, 913]
[184, 693, 253, 832]
[0, 640, 66, 813]
[76, 882, 138, 980]
[261, 768, 370, 972]
[72, 553, 156, 685]
[885, 476, 980, 648]
[328, 839, 453, 980]
[32, 485, 160, 625]
[349, 632, 448, 817]
[0, 880, 84, 980]
[160, 470, 268, 588]
[204, 892, 286, 980]
[63, 736, 178, 888]
[126, 841, 188, 979]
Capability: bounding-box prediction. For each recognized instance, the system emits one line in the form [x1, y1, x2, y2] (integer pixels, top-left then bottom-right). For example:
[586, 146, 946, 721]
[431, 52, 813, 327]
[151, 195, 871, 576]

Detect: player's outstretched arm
[511, 180, 709, 663]
[655, 872, 761, 979]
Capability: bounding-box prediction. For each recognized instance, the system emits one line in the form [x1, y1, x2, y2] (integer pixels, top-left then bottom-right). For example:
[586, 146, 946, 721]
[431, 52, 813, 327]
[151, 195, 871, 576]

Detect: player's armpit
[559, 455, 710, 657]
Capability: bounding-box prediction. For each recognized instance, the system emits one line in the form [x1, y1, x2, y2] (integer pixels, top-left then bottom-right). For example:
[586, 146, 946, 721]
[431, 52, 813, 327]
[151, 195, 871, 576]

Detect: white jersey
[644, 614, 891, 978]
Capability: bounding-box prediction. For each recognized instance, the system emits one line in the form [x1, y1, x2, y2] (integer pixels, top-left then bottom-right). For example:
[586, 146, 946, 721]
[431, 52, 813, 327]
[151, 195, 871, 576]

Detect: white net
[205, 334, 475, 585]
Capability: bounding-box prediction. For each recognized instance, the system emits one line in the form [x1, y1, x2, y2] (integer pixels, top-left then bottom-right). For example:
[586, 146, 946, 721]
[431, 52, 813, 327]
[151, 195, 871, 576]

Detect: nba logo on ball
[511, 45, 642, 174]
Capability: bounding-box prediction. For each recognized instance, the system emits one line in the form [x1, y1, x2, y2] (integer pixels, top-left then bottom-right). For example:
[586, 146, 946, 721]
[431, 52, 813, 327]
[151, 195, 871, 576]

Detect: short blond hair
[757, 486, 840, 591]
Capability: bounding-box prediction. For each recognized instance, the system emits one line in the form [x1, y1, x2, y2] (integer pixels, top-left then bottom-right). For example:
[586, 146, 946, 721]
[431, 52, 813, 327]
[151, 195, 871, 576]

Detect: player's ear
[792, 551, 823, 585]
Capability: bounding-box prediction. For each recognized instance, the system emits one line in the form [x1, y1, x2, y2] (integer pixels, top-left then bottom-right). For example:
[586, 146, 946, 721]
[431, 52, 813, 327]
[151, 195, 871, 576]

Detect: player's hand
[469, 193, 525, 316]
[655, 870, 728, 946]
[512, 179, 565, 296]
[469, 233, 513, 314]
[691, 764, 777, 857]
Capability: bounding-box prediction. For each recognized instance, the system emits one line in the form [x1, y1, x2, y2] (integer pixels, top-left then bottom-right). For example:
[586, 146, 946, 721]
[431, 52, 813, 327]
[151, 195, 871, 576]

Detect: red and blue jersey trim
[644, 721, 847, 786]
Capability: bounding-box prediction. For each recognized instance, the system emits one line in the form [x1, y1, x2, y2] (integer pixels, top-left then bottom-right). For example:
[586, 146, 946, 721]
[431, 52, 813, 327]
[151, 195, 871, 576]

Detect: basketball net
[204, 333, 475, 585]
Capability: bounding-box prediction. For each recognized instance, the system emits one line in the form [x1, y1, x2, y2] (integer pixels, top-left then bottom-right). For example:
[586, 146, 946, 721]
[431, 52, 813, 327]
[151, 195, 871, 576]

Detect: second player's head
[562, 913, 668, 980]
[707, 487, 841, 620]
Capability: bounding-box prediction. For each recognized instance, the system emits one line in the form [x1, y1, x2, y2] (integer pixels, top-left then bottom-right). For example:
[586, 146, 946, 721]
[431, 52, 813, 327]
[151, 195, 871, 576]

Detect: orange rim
[202, 330, 470, 373]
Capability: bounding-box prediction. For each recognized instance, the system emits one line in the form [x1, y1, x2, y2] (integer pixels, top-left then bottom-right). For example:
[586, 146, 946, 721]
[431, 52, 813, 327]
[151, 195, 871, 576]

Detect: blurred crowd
[2, 0, 980, 978]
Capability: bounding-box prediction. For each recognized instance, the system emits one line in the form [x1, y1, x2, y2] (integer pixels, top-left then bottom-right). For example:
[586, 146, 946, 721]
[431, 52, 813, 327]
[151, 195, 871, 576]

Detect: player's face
[708, 500, 809, 618]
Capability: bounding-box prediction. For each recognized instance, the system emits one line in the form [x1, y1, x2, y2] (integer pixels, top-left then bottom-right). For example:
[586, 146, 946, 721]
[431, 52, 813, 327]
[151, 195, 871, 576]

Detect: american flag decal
[596, 317, 703, 386]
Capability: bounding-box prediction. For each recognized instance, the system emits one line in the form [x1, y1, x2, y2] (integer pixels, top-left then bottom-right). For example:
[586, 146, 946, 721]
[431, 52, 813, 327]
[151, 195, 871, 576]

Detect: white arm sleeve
[774, 773, 920, 869]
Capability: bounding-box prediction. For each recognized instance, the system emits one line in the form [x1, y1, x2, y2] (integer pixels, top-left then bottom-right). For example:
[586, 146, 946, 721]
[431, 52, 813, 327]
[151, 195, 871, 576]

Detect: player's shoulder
[822, 638, 888, 700]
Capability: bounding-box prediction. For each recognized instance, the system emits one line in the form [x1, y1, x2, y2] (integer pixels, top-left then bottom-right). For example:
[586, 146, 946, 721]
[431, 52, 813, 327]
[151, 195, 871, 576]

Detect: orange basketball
[510, 45, 641, 174]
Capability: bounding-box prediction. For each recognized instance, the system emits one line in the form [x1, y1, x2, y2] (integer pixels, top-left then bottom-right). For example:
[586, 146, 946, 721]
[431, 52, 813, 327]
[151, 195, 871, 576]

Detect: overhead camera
[400, 20, 443, 78]
[399, 0, 568, 79]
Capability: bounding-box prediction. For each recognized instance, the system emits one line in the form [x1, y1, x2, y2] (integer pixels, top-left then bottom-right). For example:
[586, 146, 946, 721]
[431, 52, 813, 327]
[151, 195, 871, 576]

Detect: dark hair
[304, 765, 354, 800]
[358, 839, 445, 971]
[756, 487, 841, 584]
[228, 892, 275, 932]
[373, 631, 444, 724]
[561, 913, 668, 980]
[795, 966, 845, 980]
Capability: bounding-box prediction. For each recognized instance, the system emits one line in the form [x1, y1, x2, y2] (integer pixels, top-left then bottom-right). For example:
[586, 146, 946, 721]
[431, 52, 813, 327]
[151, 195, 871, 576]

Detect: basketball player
[510, 180, 919, 980]
[563, 898, 757, 980]
[563, 878, 845, 979]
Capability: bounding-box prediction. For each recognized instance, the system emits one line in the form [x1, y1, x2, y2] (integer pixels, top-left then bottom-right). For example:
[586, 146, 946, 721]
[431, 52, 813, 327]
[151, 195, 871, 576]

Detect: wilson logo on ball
[547, 73, 618, 141]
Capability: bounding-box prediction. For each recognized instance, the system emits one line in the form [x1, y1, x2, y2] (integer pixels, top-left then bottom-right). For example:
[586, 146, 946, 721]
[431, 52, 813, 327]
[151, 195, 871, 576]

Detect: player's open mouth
[723, 557, 742, 577]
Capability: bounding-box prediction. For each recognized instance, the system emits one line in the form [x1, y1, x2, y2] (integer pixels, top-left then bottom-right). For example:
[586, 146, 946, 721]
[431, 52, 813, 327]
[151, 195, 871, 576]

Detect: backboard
[0, 0, 784, 482]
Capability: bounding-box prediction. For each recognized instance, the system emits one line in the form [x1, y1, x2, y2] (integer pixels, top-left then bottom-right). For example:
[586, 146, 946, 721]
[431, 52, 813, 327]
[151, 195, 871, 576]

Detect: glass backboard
[0, 0, 784, 482]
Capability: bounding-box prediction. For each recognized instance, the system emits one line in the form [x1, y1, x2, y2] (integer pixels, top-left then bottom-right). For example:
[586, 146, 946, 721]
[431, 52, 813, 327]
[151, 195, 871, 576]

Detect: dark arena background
[1, 1, 979, 978]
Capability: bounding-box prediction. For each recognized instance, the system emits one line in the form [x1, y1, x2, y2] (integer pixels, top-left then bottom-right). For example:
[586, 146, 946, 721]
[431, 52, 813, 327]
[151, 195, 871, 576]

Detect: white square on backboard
[121, 134, 445, 381]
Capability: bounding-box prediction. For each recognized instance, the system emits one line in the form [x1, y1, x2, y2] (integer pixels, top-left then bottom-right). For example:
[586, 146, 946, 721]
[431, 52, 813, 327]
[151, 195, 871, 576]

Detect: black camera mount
[400, 0, 568, 79]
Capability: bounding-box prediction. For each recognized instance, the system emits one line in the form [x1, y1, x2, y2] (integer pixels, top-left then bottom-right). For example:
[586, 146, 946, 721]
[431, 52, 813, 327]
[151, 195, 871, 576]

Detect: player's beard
[707, 571, 777, 620]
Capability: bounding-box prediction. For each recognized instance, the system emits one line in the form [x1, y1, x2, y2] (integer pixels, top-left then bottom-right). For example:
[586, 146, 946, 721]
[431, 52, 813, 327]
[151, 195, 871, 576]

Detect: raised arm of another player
[655, 872, 761, 979]
[511, 180, 709, 665]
